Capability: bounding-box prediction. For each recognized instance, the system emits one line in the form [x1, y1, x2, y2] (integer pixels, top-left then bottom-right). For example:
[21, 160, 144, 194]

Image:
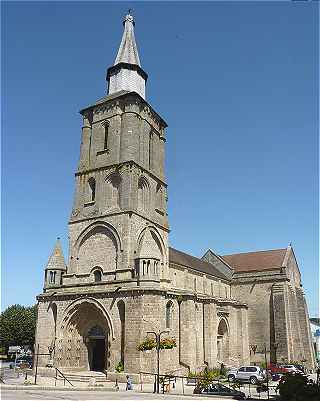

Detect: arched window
[88, 178, 96, 202]
[49, 271, 56, 284]
[155, 183, 163, 211]
[94, 270, 102, 282]
[105, 172, 121, 209]
[103, 121, 109, 150]
[166, 301, 173, 329]
[148, 131, 153, 169]
[138, 176, 150, 213]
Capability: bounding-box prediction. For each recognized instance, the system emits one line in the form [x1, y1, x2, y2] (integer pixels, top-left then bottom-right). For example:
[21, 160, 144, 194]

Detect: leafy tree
[0, 304, 37, 350]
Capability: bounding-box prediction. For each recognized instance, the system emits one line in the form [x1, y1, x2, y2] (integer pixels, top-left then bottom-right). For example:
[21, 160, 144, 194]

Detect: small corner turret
[44, 238, 66, 291]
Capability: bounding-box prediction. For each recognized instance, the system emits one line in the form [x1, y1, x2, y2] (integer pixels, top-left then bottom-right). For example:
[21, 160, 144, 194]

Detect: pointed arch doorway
[58, 299, 113, 372]
[87, 325, 106, 371]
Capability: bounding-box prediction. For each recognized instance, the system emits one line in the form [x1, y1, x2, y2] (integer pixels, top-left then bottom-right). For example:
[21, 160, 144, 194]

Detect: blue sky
[2, 1, 319, 316]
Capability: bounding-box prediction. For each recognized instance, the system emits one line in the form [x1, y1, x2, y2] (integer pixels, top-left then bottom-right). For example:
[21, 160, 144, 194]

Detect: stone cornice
[69, 208, 170, 233]
[75, 160, 167, 187]
[36, 287, 247, 309]
[232, 274, 289, 285]
[80, 91, 167, 129]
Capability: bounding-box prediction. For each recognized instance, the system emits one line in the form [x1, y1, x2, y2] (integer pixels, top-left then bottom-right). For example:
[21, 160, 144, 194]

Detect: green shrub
[193, 367, 221, 392]
[115, 361, 124, 373]
[277, 372, 320, 401]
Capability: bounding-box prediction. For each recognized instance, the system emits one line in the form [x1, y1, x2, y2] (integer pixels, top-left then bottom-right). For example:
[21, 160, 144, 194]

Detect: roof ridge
[169, 247, 229, 281]
[222, 248, 287, 257]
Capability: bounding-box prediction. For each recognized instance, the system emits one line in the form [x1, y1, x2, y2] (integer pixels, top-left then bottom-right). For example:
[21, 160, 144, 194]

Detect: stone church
[35, 13, 316, 376]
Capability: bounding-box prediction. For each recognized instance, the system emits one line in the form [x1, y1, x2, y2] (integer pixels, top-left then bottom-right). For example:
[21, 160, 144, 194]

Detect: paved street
[1, 389, 234, 400]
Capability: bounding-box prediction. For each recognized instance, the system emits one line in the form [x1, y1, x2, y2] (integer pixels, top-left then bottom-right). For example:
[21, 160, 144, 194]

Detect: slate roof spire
[114, 12, 141, 66]
[45, 237, 66, 271]
[107, 12, 148, 99]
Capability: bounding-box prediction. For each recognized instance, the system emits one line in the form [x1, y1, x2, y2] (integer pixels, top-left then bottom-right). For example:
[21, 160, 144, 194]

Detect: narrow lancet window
[148, 131, 152, 169]
[103, 122, 109, 150]
[88, 178, 96, 202]
[49, 271, 56, 284]
[166, 301, 173, 329]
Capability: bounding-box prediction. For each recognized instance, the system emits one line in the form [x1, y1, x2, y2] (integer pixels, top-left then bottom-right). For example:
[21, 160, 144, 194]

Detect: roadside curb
[0, 384, 118, 392]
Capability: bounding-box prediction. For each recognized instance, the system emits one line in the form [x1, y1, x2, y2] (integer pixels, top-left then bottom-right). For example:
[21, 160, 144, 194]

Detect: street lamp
[250, 344, 257, 358]
[249, 343, 270, 400]
[146, 330, 169, 394]
[262, 344, 270, 401]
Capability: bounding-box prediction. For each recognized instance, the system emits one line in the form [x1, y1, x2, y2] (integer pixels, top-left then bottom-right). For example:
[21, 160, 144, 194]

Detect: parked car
[227, 366, 265, 384]
[281, 364, 300, 373]
[194, 383, 246, 399]
[268, 363, 287, 374]
[293, 364, 305, 373]
[15, 356, 33, 369]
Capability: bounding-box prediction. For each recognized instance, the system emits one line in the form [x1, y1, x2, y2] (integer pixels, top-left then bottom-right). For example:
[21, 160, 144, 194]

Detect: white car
[282, 364, 300, 373]
[227, 366, 265, 384]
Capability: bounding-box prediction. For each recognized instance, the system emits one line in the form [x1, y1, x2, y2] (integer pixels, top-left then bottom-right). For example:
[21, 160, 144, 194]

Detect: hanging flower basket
[159, 337, 177, 350]
[137, 338, 157, 351]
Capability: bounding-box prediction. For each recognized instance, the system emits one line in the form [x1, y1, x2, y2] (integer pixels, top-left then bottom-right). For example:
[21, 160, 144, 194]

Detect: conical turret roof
[45, 238, 66, 271]
[114, 13, 141, 66]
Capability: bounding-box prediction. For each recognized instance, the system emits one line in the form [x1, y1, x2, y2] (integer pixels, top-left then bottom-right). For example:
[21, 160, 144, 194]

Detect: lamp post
[250, 344, 257, 361]
[262, 344, 270, 401]
[249, 343, 270, 400]
[147, 330, 169, 394]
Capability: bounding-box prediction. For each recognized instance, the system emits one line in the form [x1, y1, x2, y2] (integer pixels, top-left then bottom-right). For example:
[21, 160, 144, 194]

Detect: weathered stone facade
[35, 13, 315, 376]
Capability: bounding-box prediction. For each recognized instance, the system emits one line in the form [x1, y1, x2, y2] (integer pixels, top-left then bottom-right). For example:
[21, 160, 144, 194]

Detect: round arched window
[94, 270, 102, 282]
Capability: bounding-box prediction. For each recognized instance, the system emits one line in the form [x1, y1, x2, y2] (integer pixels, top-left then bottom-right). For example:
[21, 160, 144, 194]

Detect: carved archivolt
[75, 221, 122, 253]
[59, 297, 115, 340]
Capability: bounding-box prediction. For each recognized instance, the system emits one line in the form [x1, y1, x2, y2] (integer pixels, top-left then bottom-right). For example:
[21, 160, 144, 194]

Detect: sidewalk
[0, 369, 278, 400]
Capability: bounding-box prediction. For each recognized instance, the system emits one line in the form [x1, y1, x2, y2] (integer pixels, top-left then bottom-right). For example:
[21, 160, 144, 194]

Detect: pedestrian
[126, 375, 133, 390]
[220, 363, 225, 376]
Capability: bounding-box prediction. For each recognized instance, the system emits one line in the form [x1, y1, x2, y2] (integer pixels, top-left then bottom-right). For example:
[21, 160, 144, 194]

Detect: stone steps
[56, 370, 109, 384]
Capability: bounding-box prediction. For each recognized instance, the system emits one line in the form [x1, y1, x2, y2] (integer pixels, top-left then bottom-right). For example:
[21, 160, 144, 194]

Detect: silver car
[227, 366, 265, 384]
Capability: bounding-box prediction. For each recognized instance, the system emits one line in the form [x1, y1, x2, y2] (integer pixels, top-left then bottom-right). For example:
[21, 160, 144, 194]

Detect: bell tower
[62, 13, 170, 289]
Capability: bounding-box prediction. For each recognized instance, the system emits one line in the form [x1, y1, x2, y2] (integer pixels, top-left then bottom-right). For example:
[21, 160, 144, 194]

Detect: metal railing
[54, 367, 73, 387]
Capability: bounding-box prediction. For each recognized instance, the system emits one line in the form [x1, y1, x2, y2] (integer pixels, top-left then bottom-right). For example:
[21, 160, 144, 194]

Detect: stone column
[120, 113, 139, 162]
[203, 303, 216, 368]
[179, 299, 197, 371]
[78, 114, 91, 171]
[272, 283, 290, 362]
[159, 137, 165, 180]
[124, 295, 143, 373]
[296, 287, 316, 369]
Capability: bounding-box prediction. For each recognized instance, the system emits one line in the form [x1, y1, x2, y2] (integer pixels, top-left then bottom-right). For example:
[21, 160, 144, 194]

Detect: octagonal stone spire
[45, 238, 66, 271]
[114, 13, 141, 66]
[107, 12, 148, 99]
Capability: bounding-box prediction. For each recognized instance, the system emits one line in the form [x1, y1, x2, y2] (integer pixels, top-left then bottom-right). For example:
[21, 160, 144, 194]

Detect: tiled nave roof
[221, 248, 287, 273]
[169, 247, 229, 281]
